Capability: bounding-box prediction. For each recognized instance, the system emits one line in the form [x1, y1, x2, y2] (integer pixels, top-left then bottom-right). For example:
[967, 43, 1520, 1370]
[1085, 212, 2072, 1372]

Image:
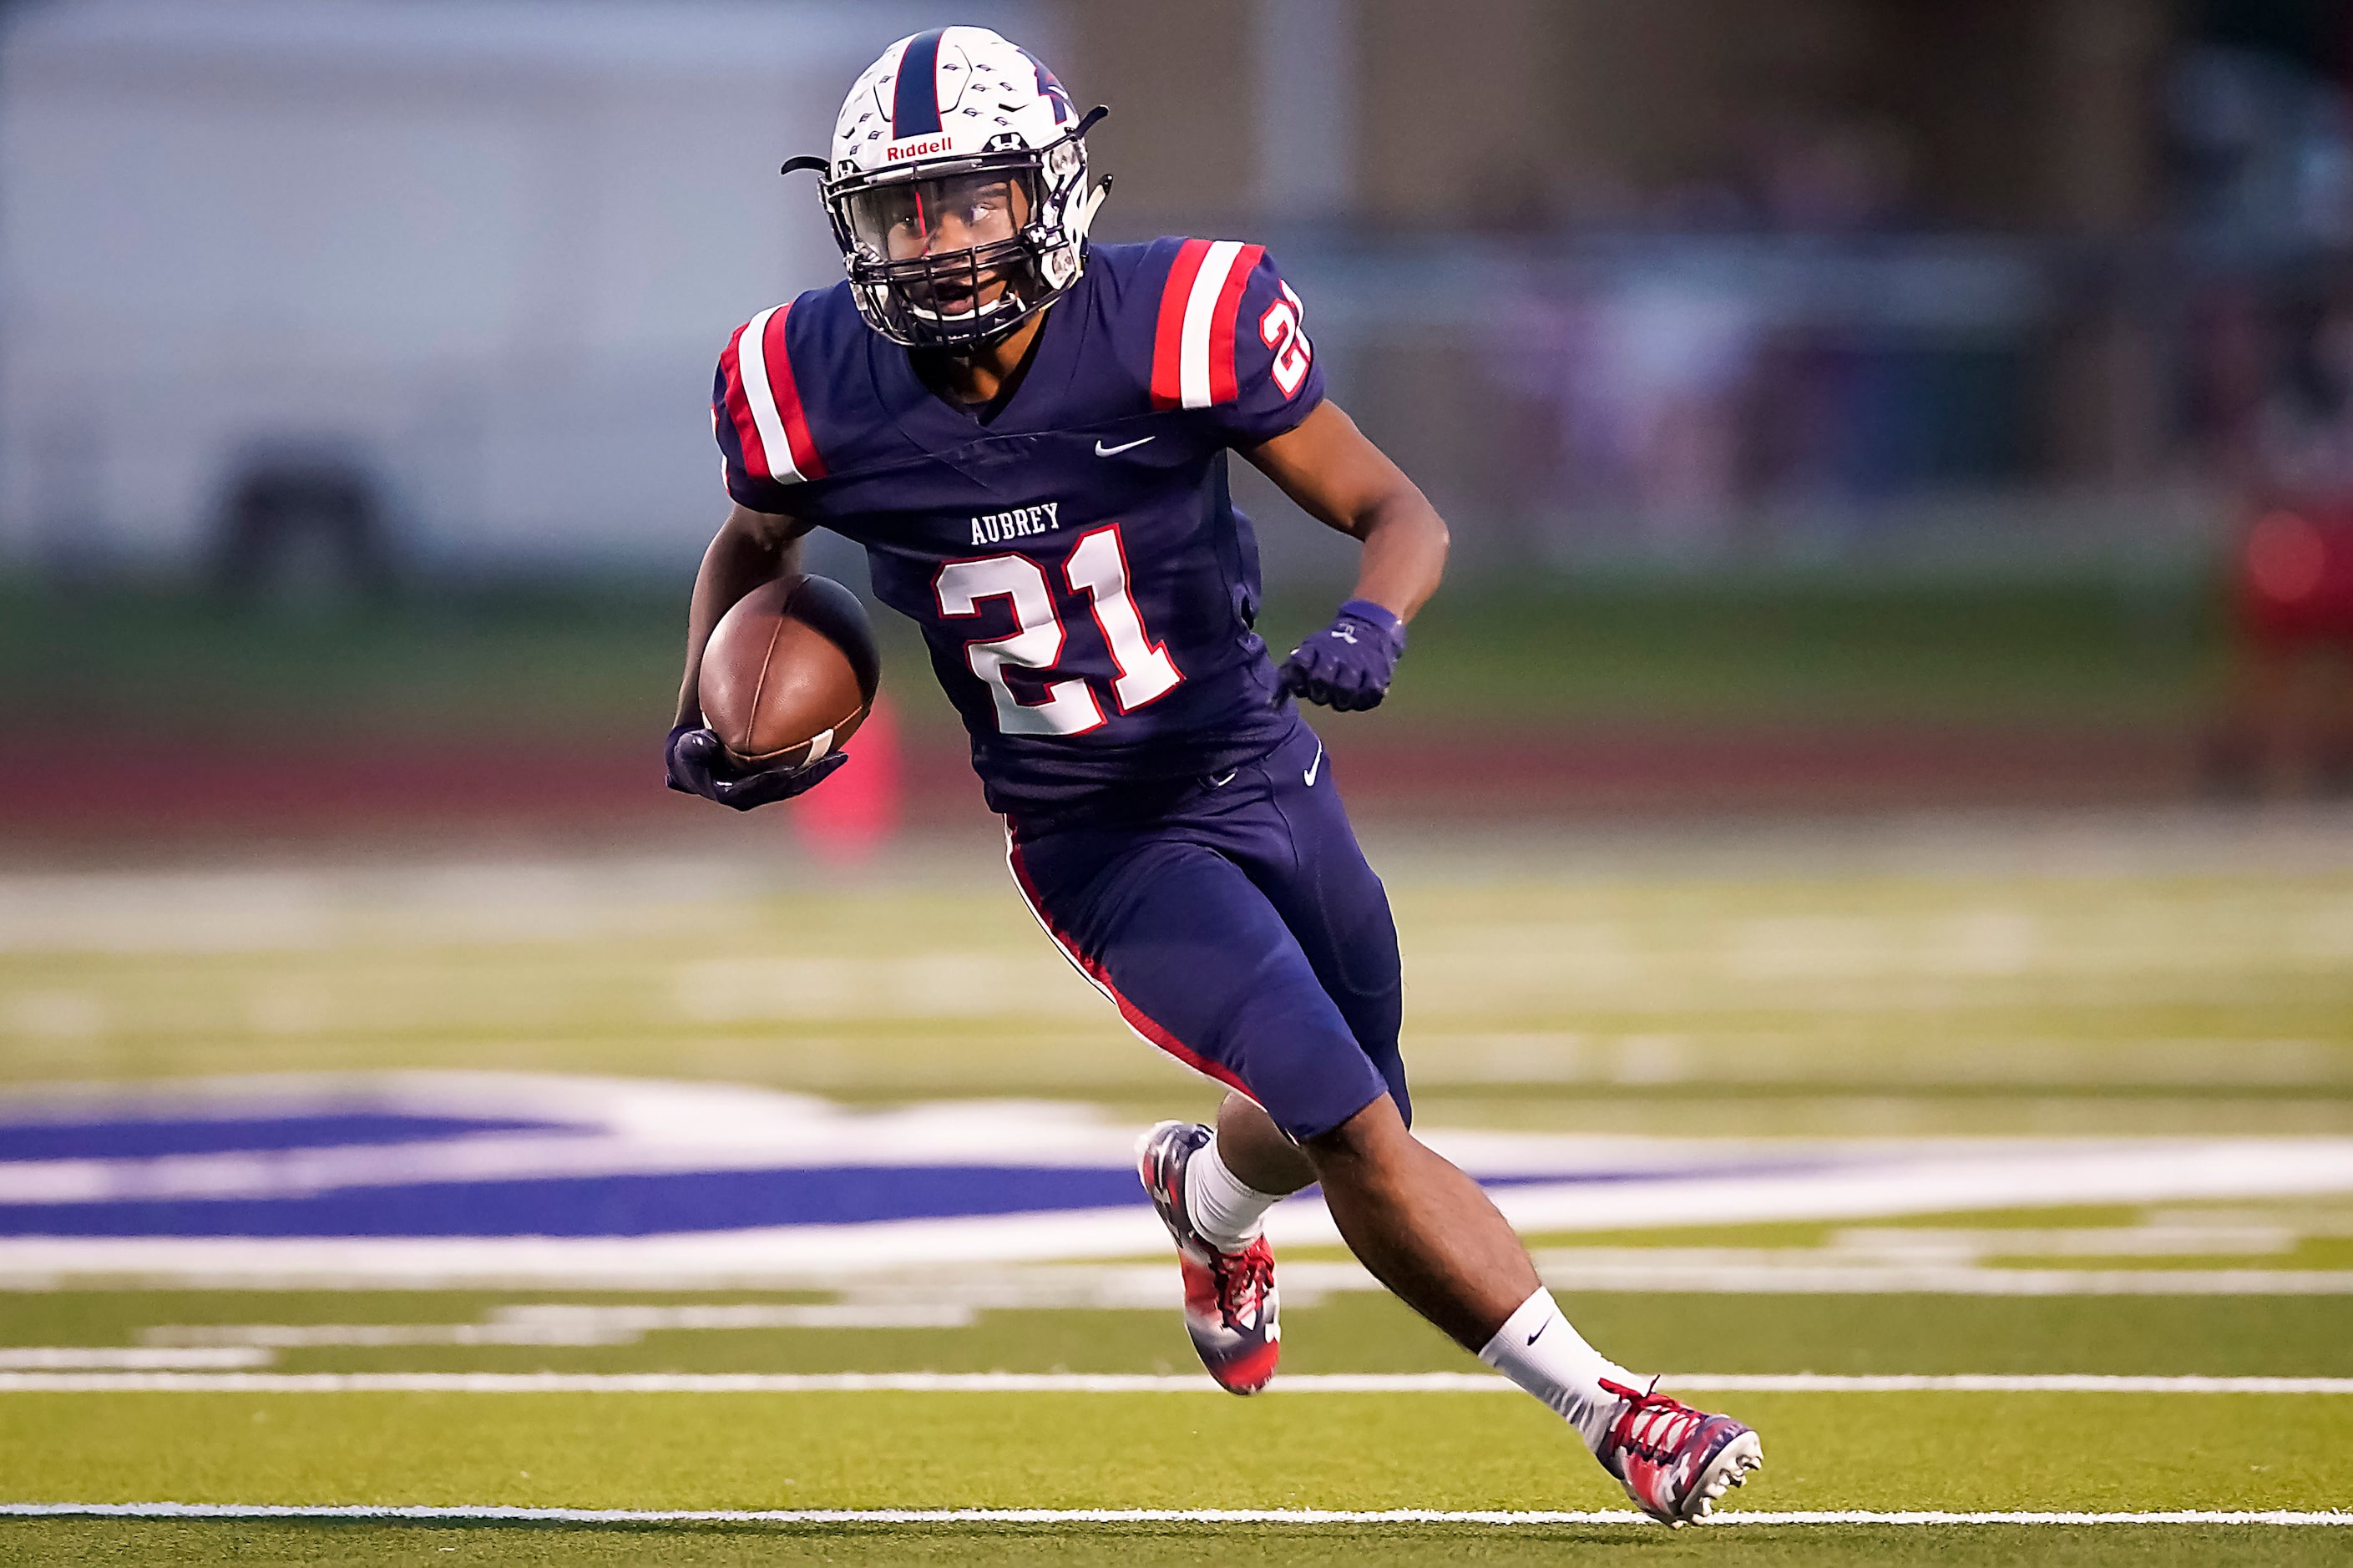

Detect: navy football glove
[665, 722, 847, 812]
[1277, 599, 1405, 712]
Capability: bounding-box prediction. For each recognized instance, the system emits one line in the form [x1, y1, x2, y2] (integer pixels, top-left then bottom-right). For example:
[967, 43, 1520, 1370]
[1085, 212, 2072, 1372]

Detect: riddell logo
[887, 135, 954, 160]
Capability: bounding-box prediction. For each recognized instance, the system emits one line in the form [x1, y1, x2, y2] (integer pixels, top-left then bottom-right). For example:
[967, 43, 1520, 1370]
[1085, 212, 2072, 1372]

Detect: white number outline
[932, 523, 1184, 736]
[1259, 281, 1313, 400]
[933, 554, 1106, 736]
[1064, 524, 1182, 713]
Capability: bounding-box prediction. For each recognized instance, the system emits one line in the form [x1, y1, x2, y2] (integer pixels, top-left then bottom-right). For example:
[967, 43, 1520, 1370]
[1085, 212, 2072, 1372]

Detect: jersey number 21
[935, 523, 1182, 736]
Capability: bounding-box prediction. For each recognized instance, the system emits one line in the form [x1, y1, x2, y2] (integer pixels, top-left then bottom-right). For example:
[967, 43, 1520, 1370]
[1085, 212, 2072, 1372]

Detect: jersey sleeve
[1146, 241, 1324, 445]
[712, 301, 827, 513]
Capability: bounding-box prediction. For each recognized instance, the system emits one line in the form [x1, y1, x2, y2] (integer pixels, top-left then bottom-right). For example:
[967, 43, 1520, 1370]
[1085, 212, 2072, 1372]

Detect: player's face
[870, 173, 1025, 260]
[848, 171, 1035, 319]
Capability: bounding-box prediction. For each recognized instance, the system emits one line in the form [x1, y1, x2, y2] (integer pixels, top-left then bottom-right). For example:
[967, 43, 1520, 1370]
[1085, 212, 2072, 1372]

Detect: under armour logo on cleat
[1094, 436, 1156, 457]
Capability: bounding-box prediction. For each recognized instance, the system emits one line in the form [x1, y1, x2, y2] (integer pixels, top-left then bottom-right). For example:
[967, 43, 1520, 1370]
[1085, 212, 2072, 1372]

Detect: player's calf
[1212, 1090, 1316, 1196]
[1305, 1098, 1763, 1521]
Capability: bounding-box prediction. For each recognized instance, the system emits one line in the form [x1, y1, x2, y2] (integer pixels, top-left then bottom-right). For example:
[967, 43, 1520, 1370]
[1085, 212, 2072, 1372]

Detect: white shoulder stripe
[1177, 240, 1248, 409]
[735, 304, 804, 485]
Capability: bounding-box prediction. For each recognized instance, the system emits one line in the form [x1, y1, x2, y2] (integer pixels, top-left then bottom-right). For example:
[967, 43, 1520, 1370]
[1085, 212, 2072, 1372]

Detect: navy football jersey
[712, 239, 1325, 818]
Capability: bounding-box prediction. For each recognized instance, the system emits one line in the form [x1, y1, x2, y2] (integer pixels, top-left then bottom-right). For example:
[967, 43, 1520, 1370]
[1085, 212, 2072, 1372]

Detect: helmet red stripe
[1151, 240, 1212, 410]
[1207, 244, 1263, 407]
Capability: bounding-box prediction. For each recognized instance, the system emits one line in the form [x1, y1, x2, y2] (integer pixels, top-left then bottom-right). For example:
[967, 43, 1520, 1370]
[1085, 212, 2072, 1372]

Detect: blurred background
[3, 0, 2352, 846]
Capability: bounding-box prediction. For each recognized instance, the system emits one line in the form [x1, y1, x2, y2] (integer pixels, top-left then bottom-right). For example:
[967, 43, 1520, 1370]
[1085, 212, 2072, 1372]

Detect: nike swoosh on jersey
[1303, 741, 1324, 787]
[1093, 436, 1156, 457]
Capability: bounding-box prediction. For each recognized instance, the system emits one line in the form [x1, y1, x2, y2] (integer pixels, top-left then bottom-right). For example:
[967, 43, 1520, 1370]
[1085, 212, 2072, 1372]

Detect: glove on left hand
[665, 722, 848, 812]
[1276, 599, 1406, 711]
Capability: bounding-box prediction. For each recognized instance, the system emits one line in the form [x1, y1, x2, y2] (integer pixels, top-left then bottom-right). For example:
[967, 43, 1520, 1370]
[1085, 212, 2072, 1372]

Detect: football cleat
[1136, 1120, 1280, 1394]
[1596, 1378, 1763, 1526]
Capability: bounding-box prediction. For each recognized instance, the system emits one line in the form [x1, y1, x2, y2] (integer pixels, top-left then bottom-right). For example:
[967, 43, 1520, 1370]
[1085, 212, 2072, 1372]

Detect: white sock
[1183, 1133, 1282, 1250]
[1477, 1287, 1640, 1454]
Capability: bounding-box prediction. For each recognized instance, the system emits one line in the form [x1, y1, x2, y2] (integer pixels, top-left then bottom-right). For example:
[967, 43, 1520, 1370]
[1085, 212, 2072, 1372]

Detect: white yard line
[1670, 1374, 2353, 1393]
[1532, 1264, 2353, 1294]
[1, 1502, 2347, 1526]
[1, 1371, 2347, 1394]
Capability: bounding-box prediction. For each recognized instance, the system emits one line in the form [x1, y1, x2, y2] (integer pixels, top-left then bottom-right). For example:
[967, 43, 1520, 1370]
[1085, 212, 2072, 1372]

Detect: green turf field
[11, 823, 2346, 1132]
[3, 817, 2351, 1562]
[1, 1382, 2345, 1514]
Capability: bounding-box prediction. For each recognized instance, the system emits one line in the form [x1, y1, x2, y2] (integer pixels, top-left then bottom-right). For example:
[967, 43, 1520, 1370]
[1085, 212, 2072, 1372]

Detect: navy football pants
[1007, 720, 1408, 1143]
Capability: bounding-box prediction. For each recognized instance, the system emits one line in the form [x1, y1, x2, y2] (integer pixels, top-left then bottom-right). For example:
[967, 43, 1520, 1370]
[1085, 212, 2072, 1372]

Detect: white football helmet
[785, 27, 1111, 351]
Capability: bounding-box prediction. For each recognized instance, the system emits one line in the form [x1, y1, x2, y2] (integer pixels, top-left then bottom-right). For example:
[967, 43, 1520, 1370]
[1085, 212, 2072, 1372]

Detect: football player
[667, 26, 1760, 1525]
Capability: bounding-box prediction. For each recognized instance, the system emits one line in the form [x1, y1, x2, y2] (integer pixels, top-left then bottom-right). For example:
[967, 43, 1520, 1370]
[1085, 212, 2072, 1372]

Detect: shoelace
[1207, 1242, 1274, 1331]
[1600, 1377, 1703, 1468]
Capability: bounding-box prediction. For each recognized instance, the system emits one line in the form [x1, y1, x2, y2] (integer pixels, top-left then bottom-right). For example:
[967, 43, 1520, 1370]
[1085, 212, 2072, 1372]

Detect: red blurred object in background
[2209, 495, 2353, 798]
[791, 693, 903, 863]
[2236, 500, 2353, 646]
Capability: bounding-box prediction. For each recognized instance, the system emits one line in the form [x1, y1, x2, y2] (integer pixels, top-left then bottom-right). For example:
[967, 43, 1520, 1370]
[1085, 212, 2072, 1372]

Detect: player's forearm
[674, 518, 801, 726]
[1348, 492, 1450, 625]
[1242, 402, 1447, 623]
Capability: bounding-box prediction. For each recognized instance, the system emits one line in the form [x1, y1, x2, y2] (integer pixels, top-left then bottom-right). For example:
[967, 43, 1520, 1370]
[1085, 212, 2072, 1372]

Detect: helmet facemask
[837, 158, 1048, 349]
[797, 114, 1106, 353]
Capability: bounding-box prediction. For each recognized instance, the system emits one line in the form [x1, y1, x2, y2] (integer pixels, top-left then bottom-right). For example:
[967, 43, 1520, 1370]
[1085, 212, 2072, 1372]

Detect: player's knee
[1299, 1089, 1413, 1173]
[1384, 1069, 1413, 1130]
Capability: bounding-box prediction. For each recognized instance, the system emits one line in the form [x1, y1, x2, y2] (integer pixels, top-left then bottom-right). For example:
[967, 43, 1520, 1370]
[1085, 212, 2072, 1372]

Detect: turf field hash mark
[0, 1348, 267, 1370]
[134, 1302, 974, 1355]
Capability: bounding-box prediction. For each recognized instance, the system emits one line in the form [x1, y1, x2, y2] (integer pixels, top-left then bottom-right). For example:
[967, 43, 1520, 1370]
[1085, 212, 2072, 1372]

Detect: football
[697, 574, 881, 768]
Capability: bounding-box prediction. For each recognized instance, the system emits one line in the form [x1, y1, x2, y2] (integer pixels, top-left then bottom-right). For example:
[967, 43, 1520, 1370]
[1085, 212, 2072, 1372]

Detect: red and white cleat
[1136, 1120, 1280, 1394]
[1597, 1378, 1763, 1526]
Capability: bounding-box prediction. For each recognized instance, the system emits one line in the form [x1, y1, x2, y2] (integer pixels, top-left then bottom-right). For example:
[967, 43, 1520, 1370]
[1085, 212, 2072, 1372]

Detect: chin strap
[780, 154, 829, 178]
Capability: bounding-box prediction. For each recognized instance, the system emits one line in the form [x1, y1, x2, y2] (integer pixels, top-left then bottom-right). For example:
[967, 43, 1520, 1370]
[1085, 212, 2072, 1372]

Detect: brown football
[697, 574, 881, 769]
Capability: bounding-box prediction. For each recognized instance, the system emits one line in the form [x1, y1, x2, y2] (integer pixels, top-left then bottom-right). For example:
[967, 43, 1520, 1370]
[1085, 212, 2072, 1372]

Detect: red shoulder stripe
[1150, 239, 1212, 411]
[762, 303, 827, 483]
[1207, 243, 1263, 407]
[719, 321, 772, 482]
[726, 302, 826, 487]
